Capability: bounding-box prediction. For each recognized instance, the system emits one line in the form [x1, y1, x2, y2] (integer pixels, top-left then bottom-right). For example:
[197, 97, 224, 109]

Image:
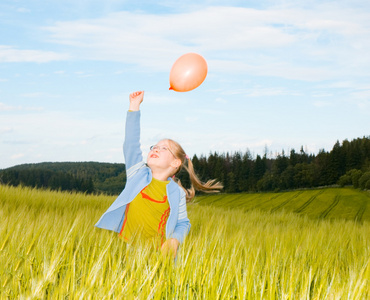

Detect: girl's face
[147, 140, 180, 175]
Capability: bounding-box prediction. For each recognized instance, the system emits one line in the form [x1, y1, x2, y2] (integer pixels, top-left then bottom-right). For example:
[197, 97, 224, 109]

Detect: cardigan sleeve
[123, 111, 144, 174]
[170, 189, 191, 244]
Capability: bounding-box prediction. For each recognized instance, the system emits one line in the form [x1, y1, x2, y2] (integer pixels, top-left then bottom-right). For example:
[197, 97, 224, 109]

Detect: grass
[195, 187, 370, 222]
[1, 184, 370, 299]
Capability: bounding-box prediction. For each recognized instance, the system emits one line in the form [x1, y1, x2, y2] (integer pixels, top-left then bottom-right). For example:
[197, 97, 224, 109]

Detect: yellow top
[120, 178, 170, 244]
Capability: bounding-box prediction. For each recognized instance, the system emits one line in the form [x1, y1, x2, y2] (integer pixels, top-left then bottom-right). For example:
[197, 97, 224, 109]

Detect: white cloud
[313, 100, 332, 107]
[312, 92, 333, 98]
[184, 116, 199, 123]
[11, 153, 25, 159]
[215, 97, 227, 104]
[20, 92, 60, 99]
[0, 102, 43, 111]
[0, 126, 13, 134]
[16, 7, 31, 13]
[40, 5, 370, 82]
[245, 87, 299, 97]
[144, 92, 186, 105]
[216, 86, 300, 97]
[351, 89, 370, 99]
[74, 71, 95, 77]
[0, 45, 70, 63]
[348, 90, 370, 112]
[0, 110, 124, 168]
[44, 7, 296, 60]
[0, 103, 16, 111]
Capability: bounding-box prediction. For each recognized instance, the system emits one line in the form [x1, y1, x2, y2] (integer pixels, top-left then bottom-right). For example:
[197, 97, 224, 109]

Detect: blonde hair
[165, 139, 223, 202]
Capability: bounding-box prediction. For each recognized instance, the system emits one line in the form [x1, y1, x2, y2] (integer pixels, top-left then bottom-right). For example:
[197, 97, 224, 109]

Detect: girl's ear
[171, 158, 182, 169]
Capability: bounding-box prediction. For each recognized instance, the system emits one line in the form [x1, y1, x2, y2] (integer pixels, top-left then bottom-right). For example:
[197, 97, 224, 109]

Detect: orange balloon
[169, 53, 208, 92]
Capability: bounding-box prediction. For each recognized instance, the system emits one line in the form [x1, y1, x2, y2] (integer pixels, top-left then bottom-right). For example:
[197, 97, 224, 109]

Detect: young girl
[95, 91, 223, 256]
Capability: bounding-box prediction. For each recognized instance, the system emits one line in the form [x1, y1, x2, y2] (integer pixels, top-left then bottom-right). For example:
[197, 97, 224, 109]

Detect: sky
[1, 0, 370, 169]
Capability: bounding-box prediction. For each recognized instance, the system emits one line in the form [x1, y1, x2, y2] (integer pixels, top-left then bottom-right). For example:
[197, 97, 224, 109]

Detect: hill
[0, 161, 126, 195]
[194, 187, 370, 223]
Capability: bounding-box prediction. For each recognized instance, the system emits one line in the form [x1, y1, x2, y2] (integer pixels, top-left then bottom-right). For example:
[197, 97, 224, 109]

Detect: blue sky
[1, 0, 369, 169]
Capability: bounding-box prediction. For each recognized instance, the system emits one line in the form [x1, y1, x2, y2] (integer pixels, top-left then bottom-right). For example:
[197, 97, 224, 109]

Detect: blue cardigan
[95, 111, 191, 244]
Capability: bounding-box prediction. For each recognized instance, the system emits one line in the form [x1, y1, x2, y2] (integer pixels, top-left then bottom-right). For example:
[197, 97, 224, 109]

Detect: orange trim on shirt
[158, 207, 170, 244]
[141, 188, 168, 203]
[119, 203, 130, 237]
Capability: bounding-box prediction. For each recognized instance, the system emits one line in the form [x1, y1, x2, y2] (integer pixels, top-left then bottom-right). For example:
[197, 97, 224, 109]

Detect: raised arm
[123, 91, 145, 171]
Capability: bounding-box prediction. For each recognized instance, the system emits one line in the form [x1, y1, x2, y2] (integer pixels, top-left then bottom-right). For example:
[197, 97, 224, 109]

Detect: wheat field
[195, 188, 370, 222]
[1, 184, 369, 299]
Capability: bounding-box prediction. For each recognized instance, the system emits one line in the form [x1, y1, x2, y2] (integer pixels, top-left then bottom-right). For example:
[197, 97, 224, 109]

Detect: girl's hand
[129, 91, 144, 111]
[161, 238, 180, 258]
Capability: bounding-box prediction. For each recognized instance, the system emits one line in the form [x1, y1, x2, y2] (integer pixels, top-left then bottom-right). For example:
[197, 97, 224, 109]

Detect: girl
[95, 91, 223, 257]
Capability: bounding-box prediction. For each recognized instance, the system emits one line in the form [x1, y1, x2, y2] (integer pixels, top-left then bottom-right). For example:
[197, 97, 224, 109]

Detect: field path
[354, 192, 369, 222]
[251, 193, 283, 210]
[354, 202, 367, 222]
[212, 194, 257, 207]
[294, 190, 325, 214]
[231, 194, 265, 209]
[320, 195, 340, 219]
[270, 191, 304, 213]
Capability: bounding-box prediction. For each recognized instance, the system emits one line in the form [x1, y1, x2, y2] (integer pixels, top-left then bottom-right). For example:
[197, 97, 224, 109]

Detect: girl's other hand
[129, 91, 144, 111]
[161, 238, 180, 258]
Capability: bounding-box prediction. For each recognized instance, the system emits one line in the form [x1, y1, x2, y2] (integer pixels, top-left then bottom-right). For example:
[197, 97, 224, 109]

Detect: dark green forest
[1, 136, 370, 195]
[187, 136, 370, 193]
[0, 162, 126, 195]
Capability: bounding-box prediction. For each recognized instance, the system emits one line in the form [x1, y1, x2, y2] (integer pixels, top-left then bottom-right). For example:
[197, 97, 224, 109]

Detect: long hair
[166, 139, 223, 202]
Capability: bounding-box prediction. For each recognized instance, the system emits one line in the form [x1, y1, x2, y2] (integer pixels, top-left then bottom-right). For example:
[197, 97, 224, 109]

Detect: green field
[1, 184, 369, 299]
[195, 187, 370, 223]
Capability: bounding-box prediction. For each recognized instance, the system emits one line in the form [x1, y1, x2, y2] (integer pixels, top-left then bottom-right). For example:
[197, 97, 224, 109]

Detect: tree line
[178, 136, 370, 193]
[1, 136, 369, 195]
[0, 162, 126, 195]
[0, 169, 95, 193]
